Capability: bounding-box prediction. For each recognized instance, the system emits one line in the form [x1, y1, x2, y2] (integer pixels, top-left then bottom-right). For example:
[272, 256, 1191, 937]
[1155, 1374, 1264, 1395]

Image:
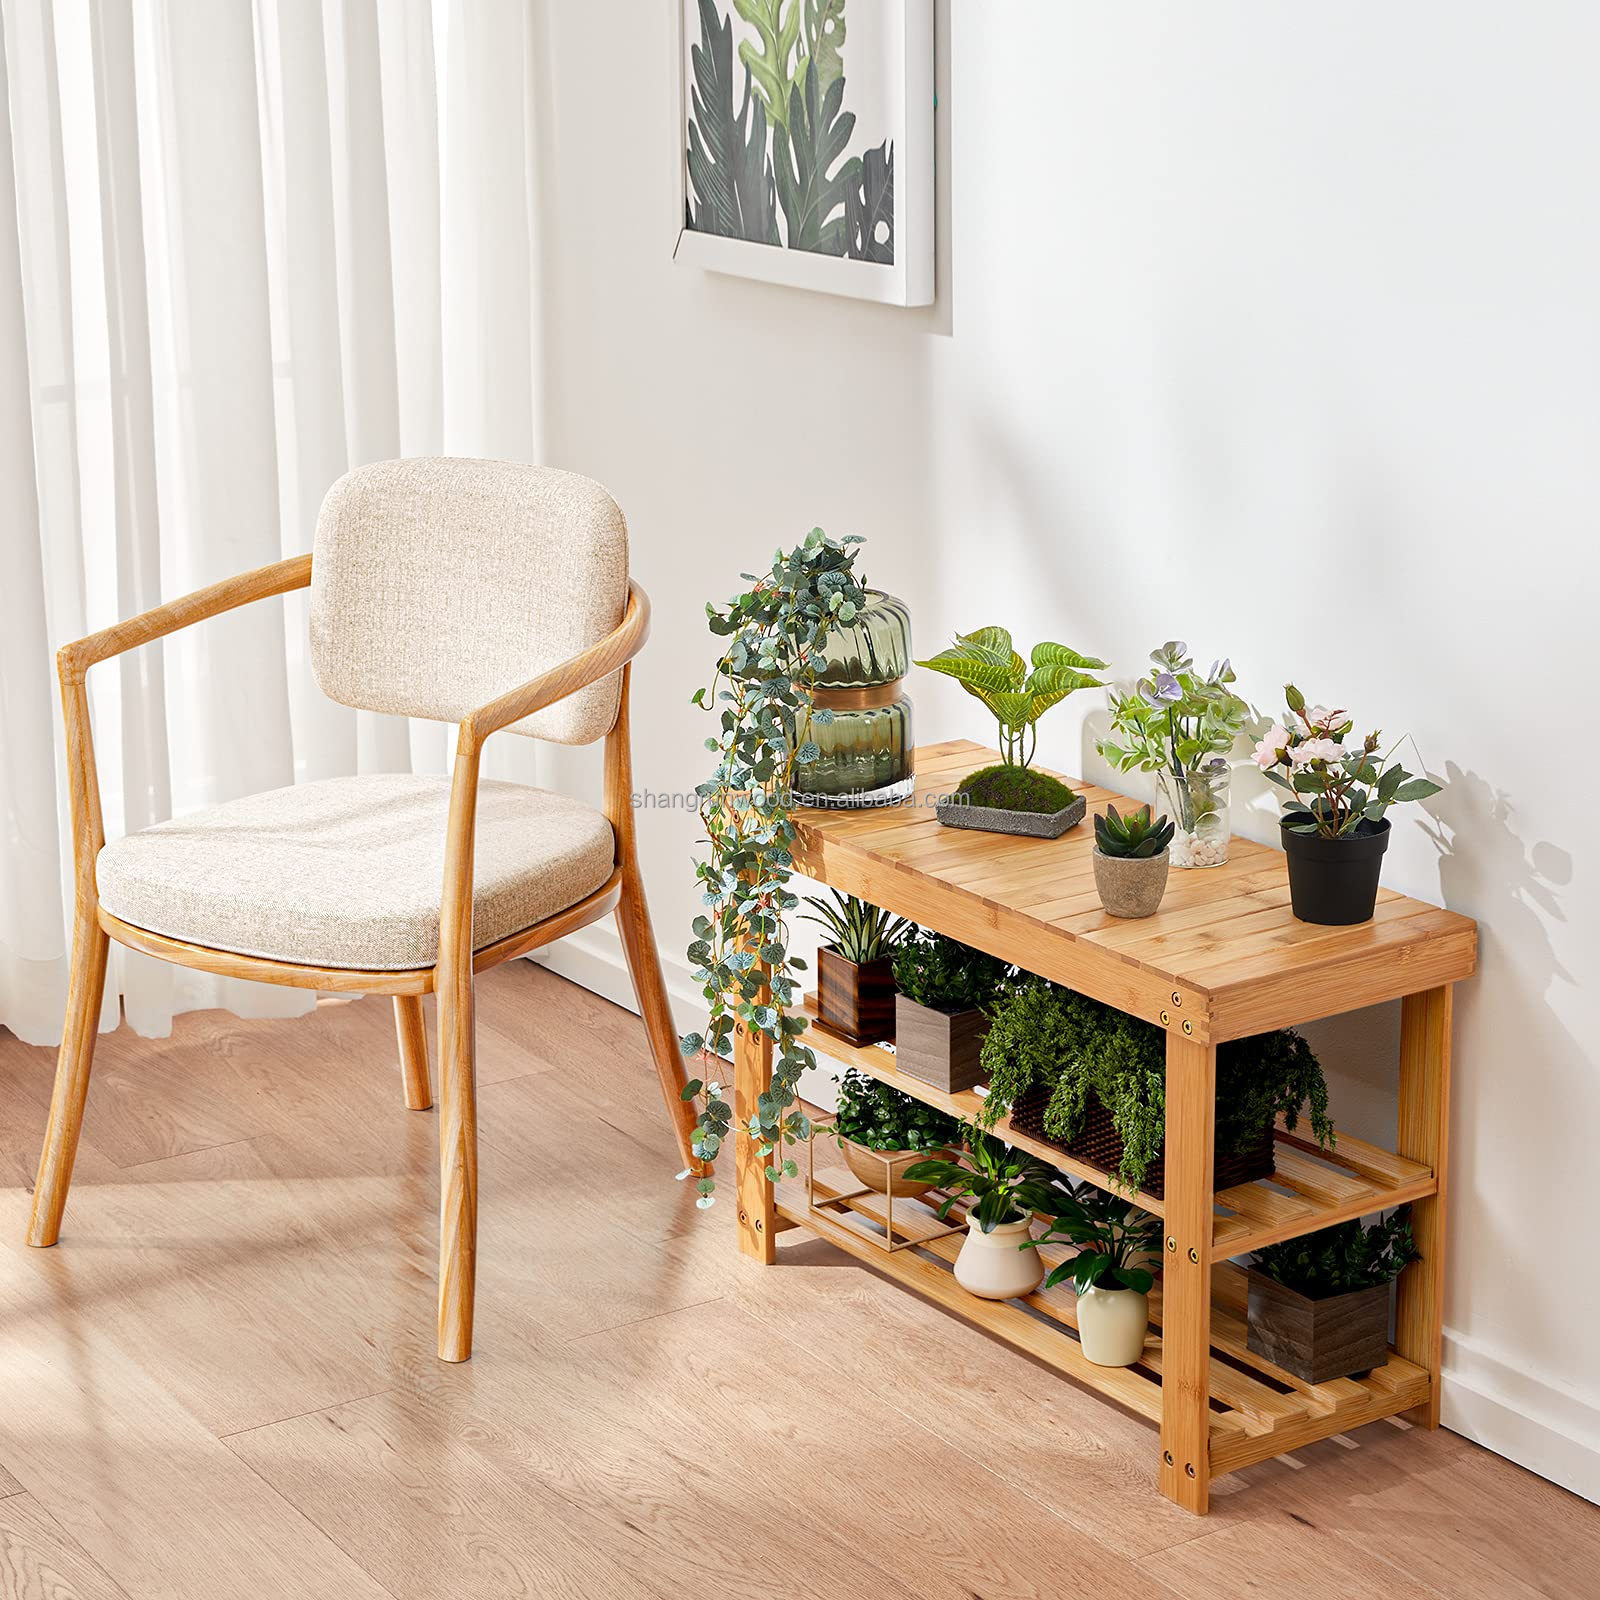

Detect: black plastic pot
[1280, 817, 1391, 925]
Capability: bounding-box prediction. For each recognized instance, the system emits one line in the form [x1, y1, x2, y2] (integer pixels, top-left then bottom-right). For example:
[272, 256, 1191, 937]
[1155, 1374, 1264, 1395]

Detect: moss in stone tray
[956, 763, 1078, 815]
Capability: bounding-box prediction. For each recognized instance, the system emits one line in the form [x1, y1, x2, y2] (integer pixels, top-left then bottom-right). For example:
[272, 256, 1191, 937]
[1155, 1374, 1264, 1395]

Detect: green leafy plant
[685, 0, 780, 243]
[1253, 688, 1442, 840]
[978, 978, 1335, 1195]
[833, 1068, 958, 1153]
[1251, 1208, 1419, 1299]
[904, 1125, 1072, 1233]
[800, 889, 910, 963]
[773, 61, 861, 255]
[1036, 1181, 1164, 1296]
[799, 0, 847, 96]
[891, 929, 1010, 1013]
[680, 529, 869, 1204]
[845, 139, 893, 262]
[1093, 805, 1175, 860]
[732, 0, 802, 132]
[918, 627, 1106, 772]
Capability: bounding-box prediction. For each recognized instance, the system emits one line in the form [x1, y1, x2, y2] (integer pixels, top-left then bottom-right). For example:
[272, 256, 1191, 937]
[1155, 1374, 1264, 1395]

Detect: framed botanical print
[674, 0, 934, 306]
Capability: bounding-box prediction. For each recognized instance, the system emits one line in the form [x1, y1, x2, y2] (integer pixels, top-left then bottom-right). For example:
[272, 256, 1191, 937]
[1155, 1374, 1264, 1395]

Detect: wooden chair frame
[28, 552, 701, 1362]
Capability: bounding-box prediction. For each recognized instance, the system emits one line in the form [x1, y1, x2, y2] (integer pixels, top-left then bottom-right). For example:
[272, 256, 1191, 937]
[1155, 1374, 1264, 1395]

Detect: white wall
[531, 1, 1599, 1500]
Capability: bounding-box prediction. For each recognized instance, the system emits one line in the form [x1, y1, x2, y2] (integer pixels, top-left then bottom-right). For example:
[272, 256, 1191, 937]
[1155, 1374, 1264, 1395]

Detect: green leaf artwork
[846, 140, 893, 262]
[686, 0, 781, 243]
[684, 0, 896, 265]
[773, 62, 860, 255]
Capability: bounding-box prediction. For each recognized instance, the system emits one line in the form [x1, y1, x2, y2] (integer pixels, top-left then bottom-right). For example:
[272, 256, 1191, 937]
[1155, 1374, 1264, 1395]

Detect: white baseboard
[533, 939, 1599, 1507]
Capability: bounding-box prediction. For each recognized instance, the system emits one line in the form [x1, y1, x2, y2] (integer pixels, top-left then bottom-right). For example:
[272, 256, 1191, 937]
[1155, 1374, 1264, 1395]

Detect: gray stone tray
[935, 792, 1087, 839]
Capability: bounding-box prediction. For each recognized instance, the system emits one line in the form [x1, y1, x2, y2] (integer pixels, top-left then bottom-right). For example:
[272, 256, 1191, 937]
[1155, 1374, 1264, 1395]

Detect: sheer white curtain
[0, 0, 543, 1045]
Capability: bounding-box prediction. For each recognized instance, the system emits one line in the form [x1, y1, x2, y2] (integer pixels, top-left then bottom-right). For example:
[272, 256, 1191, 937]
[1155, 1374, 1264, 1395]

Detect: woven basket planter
[1009, 1083, 1275, 1200]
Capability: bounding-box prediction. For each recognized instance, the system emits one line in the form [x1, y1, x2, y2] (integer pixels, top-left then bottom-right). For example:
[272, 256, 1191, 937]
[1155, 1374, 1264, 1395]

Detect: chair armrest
[58, 553, 313, 681]
[464, 581, 650, 746]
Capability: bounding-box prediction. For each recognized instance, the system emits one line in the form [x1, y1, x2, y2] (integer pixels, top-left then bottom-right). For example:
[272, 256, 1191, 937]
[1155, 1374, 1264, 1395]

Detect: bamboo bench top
[791, 740, 1476, 1044]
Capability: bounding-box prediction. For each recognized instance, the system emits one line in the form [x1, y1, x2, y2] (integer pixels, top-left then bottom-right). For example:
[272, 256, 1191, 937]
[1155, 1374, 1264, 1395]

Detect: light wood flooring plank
[0, 1495, 132, 1600]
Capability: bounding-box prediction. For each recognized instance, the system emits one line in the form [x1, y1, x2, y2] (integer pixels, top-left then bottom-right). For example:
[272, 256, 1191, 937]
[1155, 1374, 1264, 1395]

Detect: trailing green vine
[678, 529, 869, 1204]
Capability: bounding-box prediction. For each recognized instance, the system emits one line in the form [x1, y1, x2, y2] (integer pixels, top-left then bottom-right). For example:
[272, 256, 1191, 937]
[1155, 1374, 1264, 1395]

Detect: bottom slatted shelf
[781, 1169, 1432, 1479]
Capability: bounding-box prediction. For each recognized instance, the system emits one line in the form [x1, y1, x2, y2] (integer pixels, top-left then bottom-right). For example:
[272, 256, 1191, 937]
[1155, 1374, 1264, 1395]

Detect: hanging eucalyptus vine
[678, 529, 868, 1203]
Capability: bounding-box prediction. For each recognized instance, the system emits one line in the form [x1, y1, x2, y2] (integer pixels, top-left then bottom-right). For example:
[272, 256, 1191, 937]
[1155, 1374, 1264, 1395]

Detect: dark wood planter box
[1245, 1271, 1391, 1384]
[893, 993, 988, 1093]
[815, 948, 895, 1045]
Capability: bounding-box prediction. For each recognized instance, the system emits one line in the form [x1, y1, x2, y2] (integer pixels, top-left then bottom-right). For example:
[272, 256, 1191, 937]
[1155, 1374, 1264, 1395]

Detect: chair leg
[393, 995, 433, 1110]
[28, 919, 111, 1247]
[615, 860, 702, 1174]
[436, 963, 477, 1362]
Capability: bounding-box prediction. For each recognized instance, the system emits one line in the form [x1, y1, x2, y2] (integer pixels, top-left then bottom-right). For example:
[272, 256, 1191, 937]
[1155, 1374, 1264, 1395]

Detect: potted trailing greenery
[1036, 1181, 1164, 1366]
[890, 929, 1011, 1092]
[1091, 805, 1174, 920]
[802, 890, 911, 1045]
[831, 1068, 960, 1198]
[680, 529, 872, 1206]
[905, 1127, 1071, 1301]
[1247, 1209, 1419, 1382]
[1096, 642, 1247, 868]
[917, 627, 1106, 838]
[1253, 689, 1442, 926]
[979, 977, 1335, 1197]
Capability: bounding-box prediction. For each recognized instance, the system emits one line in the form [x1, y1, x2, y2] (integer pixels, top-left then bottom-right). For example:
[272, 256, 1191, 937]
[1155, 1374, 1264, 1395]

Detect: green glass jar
[794, 590, 915, 807]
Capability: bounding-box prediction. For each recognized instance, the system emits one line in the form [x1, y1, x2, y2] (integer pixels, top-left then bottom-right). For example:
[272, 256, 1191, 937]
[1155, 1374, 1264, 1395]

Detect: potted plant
[904, 1127, 1072, 1300]
[801, 890, 912, 1045]
[1035, 1181, 1164, 1366]
[1096, 642, 1247, 868]
[916, 627, 1106, 838]
[1091, 805, 1175, 919]
[979, 977, 1335, 1198]
[1253, 688, 1443, 925]
[1247, 1209, 1420, 1382]
[680, 529, 873, 1205]
[890, 929, 1011, 1092]
[831, 1068, 960, 1197]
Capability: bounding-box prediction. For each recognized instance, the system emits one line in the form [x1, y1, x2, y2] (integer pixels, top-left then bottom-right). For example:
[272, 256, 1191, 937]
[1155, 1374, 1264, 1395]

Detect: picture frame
[672, 0, 934, 306]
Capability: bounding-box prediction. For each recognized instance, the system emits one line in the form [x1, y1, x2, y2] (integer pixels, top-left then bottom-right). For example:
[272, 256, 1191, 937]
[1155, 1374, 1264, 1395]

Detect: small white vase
[953, 1215, 1042, 1300]
[1076, 1285, 1150, 1366]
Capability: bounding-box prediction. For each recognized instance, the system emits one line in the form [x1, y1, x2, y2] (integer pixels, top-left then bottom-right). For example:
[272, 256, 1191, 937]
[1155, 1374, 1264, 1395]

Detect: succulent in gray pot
[1246, 1208, 1420, 1383]
[802, 890, 912, 1045]
[1253, 687, 1442, 925]
[1091, 805, 1174, 919]
[890, 929, 1011, 1093]
[916, 626, 1105, 839]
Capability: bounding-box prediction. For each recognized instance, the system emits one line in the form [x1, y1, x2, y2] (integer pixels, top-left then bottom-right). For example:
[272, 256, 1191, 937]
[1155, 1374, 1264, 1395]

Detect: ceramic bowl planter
[893, 993, 989, 1093]
[1245, 1271, 1391, 1383]
[815, 947, 896, 1045]
[953, 1215, 1043, 1300]
[838, 1136, 951, 1199]
[1281, 818, 1390, 925]
[936, 789, 1086, 840]
[1092, 848, 1170, 919]
[1076, 1285, 1151, 1366]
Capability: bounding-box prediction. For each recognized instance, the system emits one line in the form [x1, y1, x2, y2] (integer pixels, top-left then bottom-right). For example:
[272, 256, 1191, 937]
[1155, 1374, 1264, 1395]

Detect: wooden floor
[0, 963, 1593, 1599]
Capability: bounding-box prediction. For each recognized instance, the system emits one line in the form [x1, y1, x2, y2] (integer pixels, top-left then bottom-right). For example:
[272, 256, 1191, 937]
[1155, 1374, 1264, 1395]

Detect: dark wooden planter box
[815, 948, 895, 1045]
[893, 993, 988, 1093]
[1245, 1271, 1391, 1384]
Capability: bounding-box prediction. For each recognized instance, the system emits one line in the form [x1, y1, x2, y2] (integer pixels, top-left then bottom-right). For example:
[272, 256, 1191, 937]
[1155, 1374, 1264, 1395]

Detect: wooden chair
[27, 458, 699, 1362]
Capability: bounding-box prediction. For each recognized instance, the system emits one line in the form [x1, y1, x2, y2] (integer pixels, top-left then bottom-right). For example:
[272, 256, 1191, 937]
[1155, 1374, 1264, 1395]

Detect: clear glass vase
[1154, 763, 1232, 868]
[793, 590, 915, 807]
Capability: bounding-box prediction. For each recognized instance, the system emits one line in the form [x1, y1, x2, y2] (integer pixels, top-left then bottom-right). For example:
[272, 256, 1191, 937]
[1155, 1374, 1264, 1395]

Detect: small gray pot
[1092, 847, 1170, 918]
[936, 792, 1086, 839]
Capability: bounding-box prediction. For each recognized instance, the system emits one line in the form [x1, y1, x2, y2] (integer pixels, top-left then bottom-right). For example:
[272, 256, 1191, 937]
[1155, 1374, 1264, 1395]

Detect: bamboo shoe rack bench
[730, 741, 1476, 1514]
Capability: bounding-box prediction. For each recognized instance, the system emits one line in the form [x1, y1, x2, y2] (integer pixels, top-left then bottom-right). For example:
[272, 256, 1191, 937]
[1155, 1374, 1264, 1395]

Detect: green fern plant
[1094, 805, 1175, 859]
[916, 627, 1105, 770]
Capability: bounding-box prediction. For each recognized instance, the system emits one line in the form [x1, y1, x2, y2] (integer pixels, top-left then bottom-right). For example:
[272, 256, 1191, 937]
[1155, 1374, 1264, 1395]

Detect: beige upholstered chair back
[309, 458, 629, 745]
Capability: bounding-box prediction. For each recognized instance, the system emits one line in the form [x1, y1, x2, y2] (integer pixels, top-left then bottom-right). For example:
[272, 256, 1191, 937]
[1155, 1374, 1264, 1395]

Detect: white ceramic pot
[953, 1215, 1042, 1300]
[1076, 1285, 1150, 1366]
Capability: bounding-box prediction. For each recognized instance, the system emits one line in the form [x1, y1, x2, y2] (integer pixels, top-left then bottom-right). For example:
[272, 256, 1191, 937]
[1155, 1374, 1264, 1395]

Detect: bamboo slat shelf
[730, 741, 1475, 1514]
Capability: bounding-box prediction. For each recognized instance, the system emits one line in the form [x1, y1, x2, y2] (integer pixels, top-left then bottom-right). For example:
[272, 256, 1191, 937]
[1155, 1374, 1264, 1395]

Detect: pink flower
[1306, 704, 1347, 734]
[1252, 722, 1289, 769]
[1289, 737, 1345, 769]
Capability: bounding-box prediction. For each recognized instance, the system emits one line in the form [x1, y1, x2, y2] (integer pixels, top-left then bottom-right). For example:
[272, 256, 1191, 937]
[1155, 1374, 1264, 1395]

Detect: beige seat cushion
[96, 774, 615, 971]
